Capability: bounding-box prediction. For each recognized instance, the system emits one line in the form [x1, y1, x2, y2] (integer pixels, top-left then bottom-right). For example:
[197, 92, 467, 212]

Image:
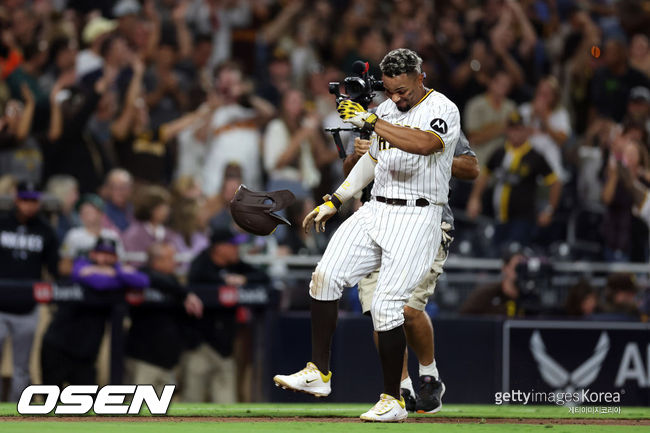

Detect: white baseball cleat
[273, 362, 332, 397]
[360, 393, 408, 422]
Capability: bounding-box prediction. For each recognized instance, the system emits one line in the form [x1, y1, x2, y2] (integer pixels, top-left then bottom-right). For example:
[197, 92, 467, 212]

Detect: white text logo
[17, 385, 175, 415]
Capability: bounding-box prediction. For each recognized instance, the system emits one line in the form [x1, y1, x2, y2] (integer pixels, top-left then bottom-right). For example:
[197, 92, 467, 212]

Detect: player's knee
[309, 267, 340, 300]
[403, 305, 421, 325]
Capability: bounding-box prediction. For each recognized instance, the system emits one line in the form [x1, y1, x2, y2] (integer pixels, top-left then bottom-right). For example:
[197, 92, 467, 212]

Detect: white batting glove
[302, 199, 338, 233]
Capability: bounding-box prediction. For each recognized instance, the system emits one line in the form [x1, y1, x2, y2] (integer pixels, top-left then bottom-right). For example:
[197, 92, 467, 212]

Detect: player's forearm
[333, 152, 376, 203]
[452, 155, 480, 180]
[548, 181, 562, 211]
[374, 119, 442, 155]
[469, 171, 489, 200]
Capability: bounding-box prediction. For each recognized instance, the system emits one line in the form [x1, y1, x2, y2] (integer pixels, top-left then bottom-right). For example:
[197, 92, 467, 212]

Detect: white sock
[419, 360, 440, 380]
[400, 376, 415, 396]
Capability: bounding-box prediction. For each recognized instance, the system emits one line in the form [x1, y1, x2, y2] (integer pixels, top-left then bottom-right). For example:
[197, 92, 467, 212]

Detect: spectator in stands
[590, 38, 649, 123]
[45, 175, 79, 242]
[41, 236, 148, 387]
[467, 110, 562, 248]
[263, 89, 324, 199]
[625, 86, 650, 141]
[206, 163, 242, 233]
[111, 56, 213, 185]
[0, 84, 39, 184]
[601, 137, 648, 261]
[592, 273, 641, 321]
[519, 76, 571, 180]
[6, 39, 49, 132]
[59, 194, 123, 276]
[464, 70, 516, 165]
[459, 252, 524, 317]
[565, 280, 598, 317]
[142, 3, 192, 130]
[76, 16, 117, 78]
[629, 34, 650, 78]
[39, 36, 78, 96]
[201, 62, 275, 196]
[169, 185, 209, 275]
[0, 181, 58, 401]
[122, 185, 176, 267]
[102, 168, 134, 233]
[44, 67, 115, 193]
[126, 242, 203, 393]
[183, 228, 269, 402]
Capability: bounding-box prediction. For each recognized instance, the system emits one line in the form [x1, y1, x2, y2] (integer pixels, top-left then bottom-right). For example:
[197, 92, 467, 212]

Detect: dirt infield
[1, 416, 648, 425]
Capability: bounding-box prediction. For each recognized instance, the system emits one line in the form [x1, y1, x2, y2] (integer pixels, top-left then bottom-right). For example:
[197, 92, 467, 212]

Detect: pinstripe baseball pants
[309, 200, 442, 331]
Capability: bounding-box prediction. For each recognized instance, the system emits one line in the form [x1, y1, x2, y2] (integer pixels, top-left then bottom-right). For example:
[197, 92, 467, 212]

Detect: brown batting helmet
[229, 185, 296, 236]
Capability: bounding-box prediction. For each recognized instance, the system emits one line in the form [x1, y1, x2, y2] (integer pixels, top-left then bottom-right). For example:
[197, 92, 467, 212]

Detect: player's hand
[337, 100, 377, 129]
[184, 292, 204, 318]
[466, 196, 481, 220]
[354, 137, 371, 157]
[302, 200, 337, 233]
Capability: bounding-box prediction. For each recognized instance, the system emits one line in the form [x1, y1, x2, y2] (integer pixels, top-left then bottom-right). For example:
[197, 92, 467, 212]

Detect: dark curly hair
[379, 48, 423, 77]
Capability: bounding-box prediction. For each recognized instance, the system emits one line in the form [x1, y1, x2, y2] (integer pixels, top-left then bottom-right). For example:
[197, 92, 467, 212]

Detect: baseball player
[355, 131, 478, 413]
[273, 48, 461, 422]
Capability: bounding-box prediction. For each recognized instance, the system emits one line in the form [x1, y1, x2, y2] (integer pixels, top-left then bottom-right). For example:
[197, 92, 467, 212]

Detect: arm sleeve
[72, 260, 122, 291]
[117, 265, 150, 289]
[454, 130, 476, 157]
[333, 151, 376, 203]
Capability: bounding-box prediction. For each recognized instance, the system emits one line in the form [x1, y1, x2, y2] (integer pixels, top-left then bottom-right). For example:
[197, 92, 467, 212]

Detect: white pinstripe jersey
[368, 89, 460, 205]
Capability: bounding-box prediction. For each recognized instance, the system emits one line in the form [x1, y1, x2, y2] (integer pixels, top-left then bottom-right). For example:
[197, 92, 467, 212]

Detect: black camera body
[328, 61, 384, 110]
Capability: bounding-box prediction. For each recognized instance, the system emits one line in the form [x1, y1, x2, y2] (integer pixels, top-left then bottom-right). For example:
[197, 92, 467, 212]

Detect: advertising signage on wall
[503, 321, 650, 406]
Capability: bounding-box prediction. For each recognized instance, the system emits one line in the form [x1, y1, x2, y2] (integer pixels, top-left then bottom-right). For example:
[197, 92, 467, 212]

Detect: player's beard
[396, 103, 411, 112]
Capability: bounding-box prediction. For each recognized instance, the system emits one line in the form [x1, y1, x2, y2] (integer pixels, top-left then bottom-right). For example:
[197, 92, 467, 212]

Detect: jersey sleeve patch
[430, 118, 448, 135]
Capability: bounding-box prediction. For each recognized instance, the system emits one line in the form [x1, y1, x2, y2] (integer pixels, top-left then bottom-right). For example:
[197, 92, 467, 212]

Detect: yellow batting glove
[337, 100, 378, 130]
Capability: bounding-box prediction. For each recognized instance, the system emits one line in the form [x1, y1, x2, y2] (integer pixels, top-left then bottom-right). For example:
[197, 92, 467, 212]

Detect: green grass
[3, 402, 649, 419]
[1, 422, 649, 433]
[2, 403, 649, 433]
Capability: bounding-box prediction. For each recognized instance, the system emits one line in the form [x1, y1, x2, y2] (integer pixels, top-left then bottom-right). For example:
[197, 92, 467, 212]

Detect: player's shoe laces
[273, 362, 332, 397]
[360, 393, 408, 422]
[416, 375, 446, 413]
[400, 388, 416, 412]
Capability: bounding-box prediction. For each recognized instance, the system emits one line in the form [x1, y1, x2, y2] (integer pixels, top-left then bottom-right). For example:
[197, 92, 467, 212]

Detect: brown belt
[375, 196, 429, 207]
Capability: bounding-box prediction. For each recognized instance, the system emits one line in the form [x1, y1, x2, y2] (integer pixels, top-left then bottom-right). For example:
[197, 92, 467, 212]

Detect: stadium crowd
[1, 0, 650, 402]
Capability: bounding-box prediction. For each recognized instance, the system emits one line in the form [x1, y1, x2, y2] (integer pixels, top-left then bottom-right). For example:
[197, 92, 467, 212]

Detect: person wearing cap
[590, 273, 641, 321]
[625, 86, 650, 139]
[590, 38, 649, 123]
[182, 228, 269, 402]
[76, 16, 118, 78]
[0, 181, 59, 401]
[41, 235, 149, 387]
[459, 252, 525, 316]
[126, 242, 203, 393]
[466, 110, 562, 249]
[59, 194, 124, 276]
